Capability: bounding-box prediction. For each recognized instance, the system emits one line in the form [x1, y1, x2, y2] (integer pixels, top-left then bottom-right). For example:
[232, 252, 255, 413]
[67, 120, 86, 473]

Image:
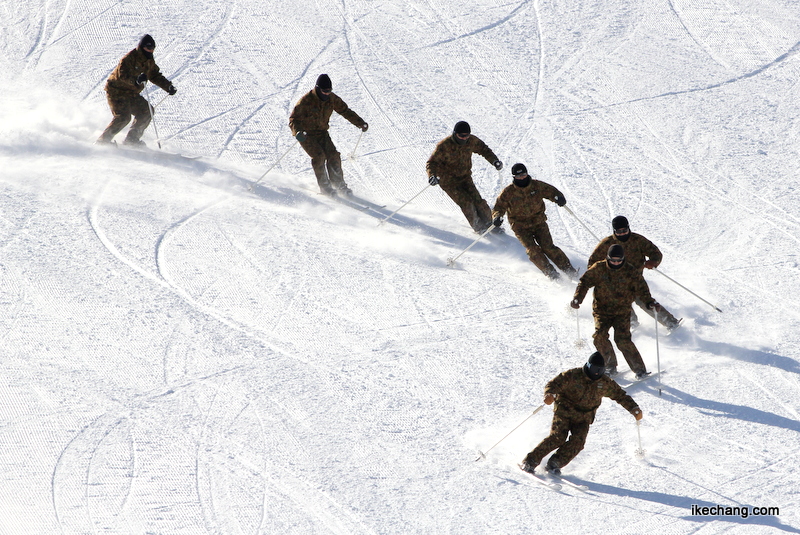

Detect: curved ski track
[81, 163, 416, 533]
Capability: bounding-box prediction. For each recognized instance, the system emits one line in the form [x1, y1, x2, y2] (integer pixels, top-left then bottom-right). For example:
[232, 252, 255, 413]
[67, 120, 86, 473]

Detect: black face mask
[607, 257, 625, 270]
[614, 229, 631, 242]
[315, 87, 331, 101]
[513, 175, 532, 188]
[138, 35, 155, 59]
[452, 133, 469, 145]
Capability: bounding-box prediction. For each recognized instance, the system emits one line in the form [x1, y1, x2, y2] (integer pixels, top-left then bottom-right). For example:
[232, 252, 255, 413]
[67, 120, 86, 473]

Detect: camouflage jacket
[289, 91, 366, 136]
[573, 259, 655, 315]
[492, 179, 564, 228]
[426, 135, 498, 187]
[587, 233, 662, 272]
[545, 368, 639, 420]
[105, 48, 172, 98]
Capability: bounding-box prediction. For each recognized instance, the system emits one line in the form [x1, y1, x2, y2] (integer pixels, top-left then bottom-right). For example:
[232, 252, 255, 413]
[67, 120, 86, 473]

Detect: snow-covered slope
[2, 1, 799, 533]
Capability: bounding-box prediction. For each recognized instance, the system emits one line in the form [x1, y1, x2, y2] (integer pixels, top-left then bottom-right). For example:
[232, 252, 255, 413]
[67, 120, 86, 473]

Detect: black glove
[135, 73, 147, 85]
[554, 194, 566, 207]
[295, 131, 307, 142]
[493, 160, 503, 171]
[570, 299, 580, 309]
[428, 175, 440, 186]
[360, 122, 369, 132]
[647, 301, 662, 312]
[167, 84, 177, 96]
[493, 216, 503, 227]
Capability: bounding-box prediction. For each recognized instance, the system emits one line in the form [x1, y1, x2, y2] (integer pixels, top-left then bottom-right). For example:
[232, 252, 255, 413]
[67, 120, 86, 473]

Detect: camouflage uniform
[523, 368, 640, 469]
[426, 135, 498, 232]
[289, 90, 366, 194]
[588, 233, 680, 329]
[572, 259, 656, 374]
[98, 43, 173, 144]
[492, 179, 576, 278]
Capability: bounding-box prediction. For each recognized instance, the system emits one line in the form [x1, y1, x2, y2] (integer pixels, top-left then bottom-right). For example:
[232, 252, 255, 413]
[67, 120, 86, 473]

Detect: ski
[331, 194, 374, 213]
[110, 143, 202, 162]
[620, 370, 664, 390]
[632, 370, 664, 384]
[550, 474, 590, 492]
[517, 464, 562, 491]
[346, 194, 387, 212]
[299, 186, 385, 214]
[665, 318, 684, 336]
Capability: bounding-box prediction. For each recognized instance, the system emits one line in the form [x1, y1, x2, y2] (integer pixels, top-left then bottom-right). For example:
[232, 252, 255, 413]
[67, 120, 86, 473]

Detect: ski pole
[348, 130, 364, 160]
[151, 93, 170, 110]
[447, 224, 496, 267]
[378, 184, 431, 226]
[634, 420, 645, 458]
[475, 404, 545, 462]
[248, 140, 300, 192]
[143, 85, 162, 149]
[653, 268, 722, 313]
[562, 205, 600, 242]
[655, 309, 662, 396]
[574, 307, 586, 349]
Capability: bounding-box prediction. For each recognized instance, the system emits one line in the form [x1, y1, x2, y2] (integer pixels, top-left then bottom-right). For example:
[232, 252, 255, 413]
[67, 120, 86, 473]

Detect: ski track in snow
[4, 0, 800, 533]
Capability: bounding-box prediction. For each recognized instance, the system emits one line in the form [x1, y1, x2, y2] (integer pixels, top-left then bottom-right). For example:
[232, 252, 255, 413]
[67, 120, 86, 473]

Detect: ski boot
[545, 459, 561, 476]
[519, 460, 537, 475]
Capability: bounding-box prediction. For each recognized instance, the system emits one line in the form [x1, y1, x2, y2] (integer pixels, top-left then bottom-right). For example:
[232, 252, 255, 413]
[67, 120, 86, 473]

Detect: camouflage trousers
[512, 221, 575, 278]
[98, 92, 152, 143]
[592, 311, 647, 375]
[441, 177, 493, 233]
[524, 410, 592, 469]
[299, 132, 346, 194]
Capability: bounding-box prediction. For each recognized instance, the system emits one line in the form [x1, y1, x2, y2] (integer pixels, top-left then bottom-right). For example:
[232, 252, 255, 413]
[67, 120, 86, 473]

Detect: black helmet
[138, 34, 156, 57]
[315, 74, 332, 91]
[583, 352, 605, 380]
[315, 74, 332, 101]
[453, 121, 471, 135]
[511, 163, 527, 176]
[452, 121, 471, 145]
[612, 215, 631, 242]
[606, 244, 625, 269]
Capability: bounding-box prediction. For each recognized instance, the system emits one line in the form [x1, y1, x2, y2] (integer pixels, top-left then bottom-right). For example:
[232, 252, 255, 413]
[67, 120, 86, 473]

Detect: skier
[571, 244, 661, 377]
[289, 74, 368, 197]
[96, 34, 176, 146]
[520, 352, 642, 475]
[426, 121, 503, 233]
[492, 163, 578, 281]
[587, 216, 682, 332]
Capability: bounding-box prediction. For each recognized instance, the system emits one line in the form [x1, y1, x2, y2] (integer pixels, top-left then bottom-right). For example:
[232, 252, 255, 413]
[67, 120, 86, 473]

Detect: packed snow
[2, 0, 800, 533]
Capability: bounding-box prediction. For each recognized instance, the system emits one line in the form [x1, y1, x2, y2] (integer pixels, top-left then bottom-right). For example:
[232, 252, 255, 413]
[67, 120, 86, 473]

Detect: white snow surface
[2, 0, 800, 533]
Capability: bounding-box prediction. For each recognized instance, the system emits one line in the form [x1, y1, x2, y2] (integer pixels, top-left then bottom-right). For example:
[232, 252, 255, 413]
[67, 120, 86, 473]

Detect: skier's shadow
[246, 179, 512, 256]
[568, 477, 799, 533]
[688, 335, 800, 376]
[641, 384, 800, 435]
